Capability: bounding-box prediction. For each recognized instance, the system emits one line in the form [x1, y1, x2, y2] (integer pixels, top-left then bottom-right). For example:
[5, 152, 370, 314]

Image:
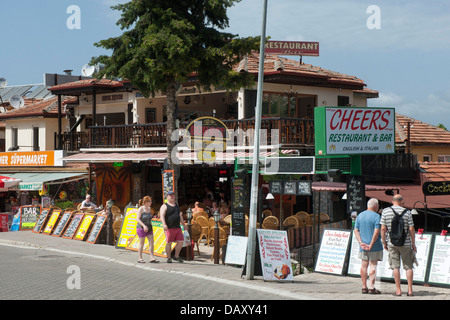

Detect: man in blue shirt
[354, 198, 383, 294]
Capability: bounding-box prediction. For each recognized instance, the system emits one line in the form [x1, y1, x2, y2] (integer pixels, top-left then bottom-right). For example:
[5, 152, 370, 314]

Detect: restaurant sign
[265, 41, 319, 56]
[422, 181, 450, 196]
[0, 150, 64, 167]
[314, 107, 396, 156]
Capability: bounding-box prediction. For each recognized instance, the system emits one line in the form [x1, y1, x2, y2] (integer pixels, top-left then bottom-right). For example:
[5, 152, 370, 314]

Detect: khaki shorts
[388, 246, 415, 270]
[358, 250, 383, 261]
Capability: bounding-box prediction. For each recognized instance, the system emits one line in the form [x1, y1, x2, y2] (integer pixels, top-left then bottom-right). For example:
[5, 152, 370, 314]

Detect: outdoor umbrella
[0, 175, 22, 191]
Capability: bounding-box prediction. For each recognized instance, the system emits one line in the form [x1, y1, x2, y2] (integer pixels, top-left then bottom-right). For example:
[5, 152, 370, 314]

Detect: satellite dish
[81, 64, 95, 77]
[9, 95, 25, 109]
[95, 63, 105, 73]
[0, 77, 7, 89]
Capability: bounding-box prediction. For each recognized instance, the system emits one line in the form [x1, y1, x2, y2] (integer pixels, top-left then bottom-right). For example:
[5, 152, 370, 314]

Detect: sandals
[149, 259, 159, 263]
[137, 259, 145, 263]
[362, 288, 369, 294]
[368, 288, 381, 294]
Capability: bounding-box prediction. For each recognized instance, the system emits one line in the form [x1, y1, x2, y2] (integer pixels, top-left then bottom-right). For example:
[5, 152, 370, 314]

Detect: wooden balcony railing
[60, 117, 315, 151]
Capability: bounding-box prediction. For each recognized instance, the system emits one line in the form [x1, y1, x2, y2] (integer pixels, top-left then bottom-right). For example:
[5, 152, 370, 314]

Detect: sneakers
[167, 257, 183, 263]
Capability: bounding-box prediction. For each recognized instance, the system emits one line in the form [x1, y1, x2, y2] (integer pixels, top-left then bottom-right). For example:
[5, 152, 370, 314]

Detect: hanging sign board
[257, 229, 293, 281]
[19, 205, 41, 230]
[315, 229, 352, 275]
[52, 211, 73, 237]
[422, 181, 450, 196]
[346, 175, 366, 216]
[265, 40, 319, 56]
[297, 181, 312, 196]
[162, 170, 175, 200]
[314, 107, 396, 156]
[42, 209, 62, 235]
[32, 208, 51, 233]
[264, 157, 315, 175]
[86, 214, 108, 244]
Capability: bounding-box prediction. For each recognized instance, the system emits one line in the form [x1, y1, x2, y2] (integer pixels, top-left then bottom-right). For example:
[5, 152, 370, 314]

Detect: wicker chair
[112, 217, 123, 244]
[208, 227, 228, 261]
[195, 216, 210, 246]
[193, 211, 209, 221]
[262, 216, 279, 230]
[190, 223, 202, 255]
[306, 213, 330, 226]
[262, 209, 272, 218]
[295, 211, 309, 226]
[283, 216, 299, 230]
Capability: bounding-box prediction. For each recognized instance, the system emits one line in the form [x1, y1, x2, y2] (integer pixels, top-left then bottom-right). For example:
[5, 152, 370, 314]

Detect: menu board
[162, 170, 174, 199]
[62, 213, 84, 239]
[32, 208, 51, 233]
[428, 235, 450, 287]
[348, 233, 434, 283]
[297, 181, 312, 196]
[73, 214, 95, 241]
[42, 209, 62, 235]
[346, 175, 365, 215]
[19, 205, 41, 230]
[231, 177, 246, 236]
[52, 211, 73, 237]
[257, 229, 293, 281]
[116, 206, 139, 249]
[86, 214, 108, 244]
[283, 181, 297, 195]
[269, 181, 282, 195]
[224, 235, 248, 265]
[315, 229, 352, 275]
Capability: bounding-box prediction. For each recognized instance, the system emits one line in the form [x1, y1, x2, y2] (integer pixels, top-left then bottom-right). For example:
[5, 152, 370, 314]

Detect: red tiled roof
[237, 53, 375, 91]
[0, 96, 73, 119]
[395, 114, 450, 145]
[419, 161, 450, 182]
[50, 79, 129, 91]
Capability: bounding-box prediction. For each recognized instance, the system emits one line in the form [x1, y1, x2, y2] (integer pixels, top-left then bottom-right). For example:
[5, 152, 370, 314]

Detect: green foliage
[91, 0, 260, 98]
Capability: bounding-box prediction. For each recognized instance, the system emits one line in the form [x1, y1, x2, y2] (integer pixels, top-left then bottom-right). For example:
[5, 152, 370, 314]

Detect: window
[33, 127, 40, 151]
[423, 155, 431, 162]
[438, 155, 450, 162]
[262, 93, 297, 117]
[11, 128, 18, 149]
[338, 96, 350, 106]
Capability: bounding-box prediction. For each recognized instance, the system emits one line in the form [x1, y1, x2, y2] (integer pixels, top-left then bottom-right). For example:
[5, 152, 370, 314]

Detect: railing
[60, 117, 315, 151]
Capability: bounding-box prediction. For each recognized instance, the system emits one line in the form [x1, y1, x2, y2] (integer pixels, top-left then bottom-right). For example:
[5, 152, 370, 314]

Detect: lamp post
[412, 200, 428, 232]
[213, 209, 220, 264]
[186, 207, 193, 261]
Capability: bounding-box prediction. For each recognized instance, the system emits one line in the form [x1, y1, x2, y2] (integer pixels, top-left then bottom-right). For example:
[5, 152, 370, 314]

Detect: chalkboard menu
[346, 175, 366, 215]
[42, 209, 62, 235]
[315, 229, 352, 275]
[87, 214, 108, 244]
[32, 208, 51, 233]
[162, 170, 174, 199]
[297, 181, 312, 196]
[62, 213, 84, 239]
[264, 156, 315, 175]
[52, 211, 74, 237]
[73, 214, 96, 241]
[269, 181, 282, 195]
[231, 177, 246, 236]
[283, 181, 297, 195]
[428, 235, 450, 287]
[19, 205, 41, 230]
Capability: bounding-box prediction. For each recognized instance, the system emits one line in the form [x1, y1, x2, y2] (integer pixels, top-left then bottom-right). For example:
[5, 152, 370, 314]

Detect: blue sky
[1, 0, 450, 128]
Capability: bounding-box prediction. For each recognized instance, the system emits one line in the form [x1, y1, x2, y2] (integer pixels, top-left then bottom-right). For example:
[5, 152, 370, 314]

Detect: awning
[366, 184, 450, 209]
[312, 181, 396, 192]
[0, 175, 22, 191]
[1, 172, 89, 191]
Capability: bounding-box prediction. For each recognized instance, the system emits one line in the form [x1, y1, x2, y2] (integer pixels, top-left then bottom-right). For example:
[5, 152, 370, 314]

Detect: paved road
[1, 245, 293, 301]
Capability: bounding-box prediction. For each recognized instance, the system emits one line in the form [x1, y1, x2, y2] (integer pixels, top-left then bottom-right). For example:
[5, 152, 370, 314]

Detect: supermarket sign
[0, 150, 64, 167]
[314, 107, 396, 155]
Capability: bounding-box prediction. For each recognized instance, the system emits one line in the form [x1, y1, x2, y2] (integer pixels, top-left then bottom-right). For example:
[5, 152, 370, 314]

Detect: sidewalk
[0, 231, 449, 300]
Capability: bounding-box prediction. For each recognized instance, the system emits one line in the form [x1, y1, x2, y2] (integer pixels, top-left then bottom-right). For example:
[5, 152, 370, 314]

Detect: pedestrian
[136, 196, 158, 263]
[381, 194, 417, 296]
[354, 198, 383, 294]
[160, 191, 187, 263]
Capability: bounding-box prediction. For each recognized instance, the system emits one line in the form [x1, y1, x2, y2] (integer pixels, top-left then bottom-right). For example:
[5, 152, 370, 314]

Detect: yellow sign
[0, 150, 64, 167]
[73, 214, 95, 241]
[42, 209, 62, 235]
[116, 206, 139, 249]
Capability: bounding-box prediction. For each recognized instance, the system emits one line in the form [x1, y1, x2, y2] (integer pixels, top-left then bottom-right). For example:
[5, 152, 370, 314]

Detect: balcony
[59, 117, 315, 152]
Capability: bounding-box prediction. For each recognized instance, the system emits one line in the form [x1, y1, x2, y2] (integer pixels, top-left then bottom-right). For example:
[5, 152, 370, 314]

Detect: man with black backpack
[381, 194, 417, 297]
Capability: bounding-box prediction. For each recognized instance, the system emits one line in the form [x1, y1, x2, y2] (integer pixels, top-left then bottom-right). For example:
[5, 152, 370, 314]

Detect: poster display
[314, 229, 351, 275]
[116, 206, 139, 249]
[86, 214, 108, 244]
[224, 235, 248, 265]
[32, 208, 51, 233]
[19, 205, 41, 230]
[257, 229, 293, 281]
[428, 235, 450, 287]
[42, 209, 62, 235]
[73, 214, 95, 241]
[52, 211, 73, 237]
